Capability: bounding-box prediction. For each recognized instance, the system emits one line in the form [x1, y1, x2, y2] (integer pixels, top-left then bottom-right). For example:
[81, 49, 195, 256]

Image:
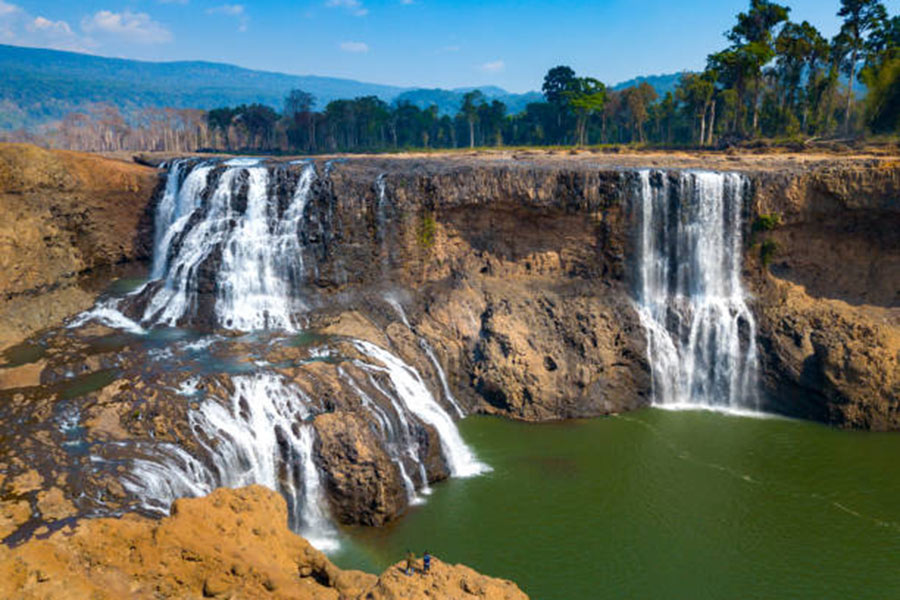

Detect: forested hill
[0, 44, 539, 130]
[393, 88, 544, 116]
[612, 74, 683, 97]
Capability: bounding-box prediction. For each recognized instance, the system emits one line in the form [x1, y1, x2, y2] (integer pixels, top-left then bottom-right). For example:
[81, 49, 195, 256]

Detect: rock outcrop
[0, 144, 159, 352]
[0, 485, 528, 600]
[746, 163, 900, 429]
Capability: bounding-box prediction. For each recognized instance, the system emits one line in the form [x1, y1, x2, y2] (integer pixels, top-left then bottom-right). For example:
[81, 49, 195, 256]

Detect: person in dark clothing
[423, 550, 431, 574]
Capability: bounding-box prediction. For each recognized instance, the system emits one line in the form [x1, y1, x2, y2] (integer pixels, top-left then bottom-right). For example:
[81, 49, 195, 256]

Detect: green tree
[712, 0, 790, 135]
[774, 21, 828, 133]
[565, 77, 607, 146]
[284, 89, 317, 152]
[861, 14, 900, 131]
[460, 90, 485, 148]
[479, 100, 507, 146]
[542, 65, 577, 105]
[677, 72, 716, 144]
[834, 0, 888, 132]
[542, 66, 578, 143]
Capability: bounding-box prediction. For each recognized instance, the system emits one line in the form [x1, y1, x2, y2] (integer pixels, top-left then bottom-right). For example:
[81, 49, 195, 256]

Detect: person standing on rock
[423, 550, 431, 574]
[405, 549, 416, 575]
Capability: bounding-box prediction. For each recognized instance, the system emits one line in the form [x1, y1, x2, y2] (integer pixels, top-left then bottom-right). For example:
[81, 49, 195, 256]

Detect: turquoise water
[332, 409, 900, 599]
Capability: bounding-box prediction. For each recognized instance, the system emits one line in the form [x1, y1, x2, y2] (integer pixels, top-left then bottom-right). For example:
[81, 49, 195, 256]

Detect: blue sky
[1, 0, 898, 92]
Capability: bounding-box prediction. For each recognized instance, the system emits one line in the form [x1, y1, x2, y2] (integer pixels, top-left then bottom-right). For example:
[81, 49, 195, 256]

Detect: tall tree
[710, 1, 789, 136]
[834, 0, 888, 132]
[460, 90, 485, 148]
[677, 72, 716, 144]
[542, 66, 577, 105]
[861, 14, 900, 131]
[565, 77, 607, 146]
[542, 66, 577, 143]
[774, 21, 827, 132]
[284, 89, 317, 152]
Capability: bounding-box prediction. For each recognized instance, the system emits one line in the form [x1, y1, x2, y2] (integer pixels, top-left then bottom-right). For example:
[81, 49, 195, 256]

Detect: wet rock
[313, 411, 408, 526]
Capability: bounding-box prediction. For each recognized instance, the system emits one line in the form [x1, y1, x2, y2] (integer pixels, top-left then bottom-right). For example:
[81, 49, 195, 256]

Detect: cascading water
[352, 340, 488, 477]
[115, 372, 339, 552]
[65, 158, 487, 552]
[633, 170, 758, 411]
[189, 373, 337, 551]
[142, 160, 316, 330]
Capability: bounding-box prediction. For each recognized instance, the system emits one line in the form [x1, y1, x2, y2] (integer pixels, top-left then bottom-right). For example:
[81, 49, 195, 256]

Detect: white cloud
[326, 0, 368, 17]
[81, 10, 173, 44]
[0, 4, 92, 52]
[480, 60, 505, 73]
[28, 16, 72, 35]
[206, 4, 248, 32]
[339, 40, 369, 53]
[400, 0, 415, 4]
[439, 45, 460, 53]
[0, 0, 20, 17]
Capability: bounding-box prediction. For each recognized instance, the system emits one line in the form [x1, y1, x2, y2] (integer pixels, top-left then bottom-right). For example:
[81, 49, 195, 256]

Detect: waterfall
[189, 373, 337, 551]
[633, 170, 758, 411]
[118, 372, 339, 551]
[352, 340, 488, 477]
[67, 158, 487, 552]
[420, 339, 466, 419]
[142, 161, 317, 330]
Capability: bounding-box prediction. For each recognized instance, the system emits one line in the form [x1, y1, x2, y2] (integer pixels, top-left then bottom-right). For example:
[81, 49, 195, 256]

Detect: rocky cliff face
[0, 144, 159, 352]
[322, 161, 650, 420]
[748, 164, 900, 429]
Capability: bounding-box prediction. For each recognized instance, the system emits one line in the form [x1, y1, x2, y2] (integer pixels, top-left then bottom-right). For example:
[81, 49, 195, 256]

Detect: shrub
[752, 212, 781, 233]
[419, 213, 436, 249]
[760, 240, 778, 267]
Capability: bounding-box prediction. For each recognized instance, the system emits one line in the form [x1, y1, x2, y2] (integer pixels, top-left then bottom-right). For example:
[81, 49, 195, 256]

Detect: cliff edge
[0, 485, 527, 600]
[0, 144, 159, 352]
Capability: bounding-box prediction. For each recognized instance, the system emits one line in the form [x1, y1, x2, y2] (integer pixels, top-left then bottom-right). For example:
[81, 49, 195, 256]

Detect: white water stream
[633, 170, 759, 412]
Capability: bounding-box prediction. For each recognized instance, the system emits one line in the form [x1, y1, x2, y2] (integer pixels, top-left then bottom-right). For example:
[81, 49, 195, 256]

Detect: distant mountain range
[612, 73, 683, 97]
[0, 44, 546, 130]
[0, 44, 707, 131]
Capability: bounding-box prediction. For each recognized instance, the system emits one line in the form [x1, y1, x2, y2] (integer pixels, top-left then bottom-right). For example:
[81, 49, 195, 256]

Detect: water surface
[333, 409, 900, 599]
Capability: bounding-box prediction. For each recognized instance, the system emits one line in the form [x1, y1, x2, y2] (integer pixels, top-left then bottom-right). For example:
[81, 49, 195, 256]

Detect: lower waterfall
[633, 170, 759, 411]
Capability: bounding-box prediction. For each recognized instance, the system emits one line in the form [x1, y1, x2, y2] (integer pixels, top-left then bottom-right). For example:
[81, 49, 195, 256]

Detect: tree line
[3, 0, 897, 153]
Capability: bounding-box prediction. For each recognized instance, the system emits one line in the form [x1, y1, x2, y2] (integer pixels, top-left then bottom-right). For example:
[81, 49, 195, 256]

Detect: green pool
[332, 409, 900, 599]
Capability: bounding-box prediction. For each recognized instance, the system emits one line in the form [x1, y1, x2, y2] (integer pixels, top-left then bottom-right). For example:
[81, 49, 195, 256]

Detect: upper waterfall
[141, 159, 317, 331]
[633, 170, 758, 411]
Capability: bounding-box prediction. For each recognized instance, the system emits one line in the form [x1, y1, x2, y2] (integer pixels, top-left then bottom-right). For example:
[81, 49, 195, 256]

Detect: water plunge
[633, 170, 759, 411]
